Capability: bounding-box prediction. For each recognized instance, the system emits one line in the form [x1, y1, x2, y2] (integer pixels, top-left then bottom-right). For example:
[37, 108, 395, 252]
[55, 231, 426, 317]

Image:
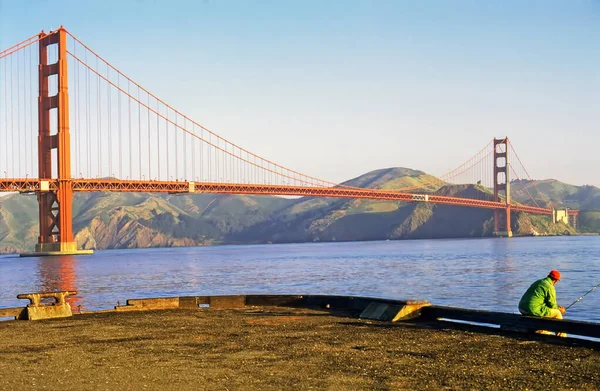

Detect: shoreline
[0, 232, 598, 255]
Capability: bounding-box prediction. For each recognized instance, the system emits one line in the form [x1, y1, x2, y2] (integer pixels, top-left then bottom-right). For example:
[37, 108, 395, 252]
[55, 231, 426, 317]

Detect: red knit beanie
[548, 270, 561, 281]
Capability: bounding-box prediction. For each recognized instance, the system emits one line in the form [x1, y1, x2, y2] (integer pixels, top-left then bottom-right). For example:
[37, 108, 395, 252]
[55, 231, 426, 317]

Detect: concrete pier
[20, 242, 93, 257]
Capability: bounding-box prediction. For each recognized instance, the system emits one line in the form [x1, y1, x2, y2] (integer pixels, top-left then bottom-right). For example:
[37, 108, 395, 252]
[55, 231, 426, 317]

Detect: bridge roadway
[0, 178, 553, 215]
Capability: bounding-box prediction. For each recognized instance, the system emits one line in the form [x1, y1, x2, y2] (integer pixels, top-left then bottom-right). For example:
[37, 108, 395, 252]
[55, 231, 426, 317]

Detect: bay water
[1, 236, 598, 323]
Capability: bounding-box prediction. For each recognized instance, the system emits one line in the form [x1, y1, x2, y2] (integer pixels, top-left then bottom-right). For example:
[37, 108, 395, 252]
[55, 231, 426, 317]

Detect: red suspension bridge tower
[493, 137, 512, 237]
[34, 27, 90, 255]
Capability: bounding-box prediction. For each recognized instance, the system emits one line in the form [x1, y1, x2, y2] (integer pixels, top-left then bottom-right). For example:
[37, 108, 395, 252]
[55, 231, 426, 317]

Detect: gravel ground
[0, 307, 599, 390]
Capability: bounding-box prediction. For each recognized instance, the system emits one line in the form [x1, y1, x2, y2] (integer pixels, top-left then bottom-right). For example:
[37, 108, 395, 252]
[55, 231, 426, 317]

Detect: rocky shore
[0, 307, 599, 390]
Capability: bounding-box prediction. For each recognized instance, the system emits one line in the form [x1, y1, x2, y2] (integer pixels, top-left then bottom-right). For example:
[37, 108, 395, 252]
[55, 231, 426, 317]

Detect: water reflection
[37, 255, 81, 310]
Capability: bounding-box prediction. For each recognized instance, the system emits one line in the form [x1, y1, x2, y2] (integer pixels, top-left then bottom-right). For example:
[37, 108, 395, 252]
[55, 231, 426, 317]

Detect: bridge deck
[0, 178, 555, 215]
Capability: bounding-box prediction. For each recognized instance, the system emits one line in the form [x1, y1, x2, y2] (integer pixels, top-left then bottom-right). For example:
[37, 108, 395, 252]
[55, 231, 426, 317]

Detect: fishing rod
[565, 282, 600, 310]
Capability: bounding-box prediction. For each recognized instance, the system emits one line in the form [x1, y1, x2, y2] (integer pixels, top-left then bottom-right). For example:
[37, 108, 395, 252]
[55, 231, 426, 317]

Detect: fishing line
[565, 282, 600, 310]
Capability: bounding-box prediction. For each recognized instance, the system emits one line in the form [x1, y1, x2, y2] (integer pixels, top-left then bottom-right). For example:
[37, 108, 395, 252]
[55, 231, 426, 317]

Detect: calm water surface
[1, 236, 599, 323]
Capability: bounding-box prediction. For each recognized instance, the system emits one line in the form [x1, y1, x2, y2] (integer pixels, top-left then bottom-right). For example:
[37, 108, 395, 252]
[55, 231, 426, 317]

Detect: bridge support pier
[493, 207, 513, 238]
[552, 208, 570, 225]
[21, 27, 92, 257]
[568, 211, 578, 230]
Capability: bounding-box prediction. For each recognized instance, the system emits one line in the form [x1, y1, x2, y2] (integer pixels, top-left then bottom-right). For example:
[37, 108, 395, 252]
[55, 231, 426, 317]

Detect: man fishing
[519, 270, 566, 337]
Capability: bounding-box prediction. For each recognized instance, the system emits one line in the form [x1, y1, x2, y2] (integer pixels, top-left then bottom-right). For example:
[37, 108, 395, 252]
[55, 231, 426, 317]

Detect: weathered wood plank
[0, 307, 25, 319]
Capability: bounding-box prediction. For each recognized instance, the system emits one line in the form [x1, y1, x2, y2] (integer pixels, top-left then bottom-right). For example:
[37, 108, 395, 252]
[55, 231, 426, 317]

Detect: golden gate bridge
[0, 27, 578, 255]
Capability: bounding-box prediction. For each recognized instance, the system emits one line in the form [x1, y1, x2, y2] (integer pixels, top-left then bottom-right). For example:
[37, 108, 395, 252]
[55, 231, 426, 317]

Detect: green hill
[510, 179, 600, 210]
[510, 179, 600, 232]
[579, 211, 600, 233]
[0, 194, 38, 253]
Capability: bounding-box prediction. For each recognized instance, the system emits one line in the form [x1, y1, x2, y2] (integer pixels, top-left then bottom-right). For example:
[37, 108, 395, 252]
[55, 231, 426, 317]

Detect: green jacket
[519, 277, 559, 317]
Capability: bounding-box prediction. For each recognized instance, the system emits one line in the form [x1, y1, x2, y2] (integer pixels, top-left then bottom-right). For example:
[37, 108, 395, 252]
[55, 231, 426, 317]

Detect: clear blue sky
[1, 0, 598, 186]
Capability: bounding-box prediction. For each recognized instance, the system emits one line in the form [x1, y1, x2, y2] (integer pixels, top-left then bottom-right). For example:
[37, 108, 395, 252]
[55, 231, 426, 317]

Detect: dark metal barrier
[421, 305, 600, 339]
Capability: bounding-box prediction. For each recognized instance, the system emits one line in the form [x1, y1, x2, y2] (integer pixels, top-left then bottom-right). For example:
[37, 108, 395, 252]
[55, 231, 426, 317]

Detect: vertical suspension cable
[138, 87, 141, 179]
[189, 121, 194, 180]
[78, 44, 83, 178]
[86, 49, 90, 177]
[97, 56, 101, 177]
[488, 148, 490, 195]
[0, 52, 2, 175]
[175, 113, 178, 180]
[183, 116, 187, 180]
[128, 80, 132, 179]
[22, 44, 27, 177]
[10, 55, 14, 175]
[4, 55, 8, 177]
[157, 98, 161, 180]
[23, 47, 28, 176]
[74, 42, 79, 179]
[118, 73, 122, 179]
[22, 45, 27, 177]
[186, 117, 190, 180]
[506, 139, 511, 201]
[17, 50, 21, 176]
[0, 50, 7, 178]
[164, 104, 168, 180]
[223, 140, 226, 182]
[147, 93, 150, 180]
[478, 150, 481, 200]
[74, 40, 80, 179]
[107, 63, 112, 177]
[226, 142, 228, 182]
[29, 43, 34, 177]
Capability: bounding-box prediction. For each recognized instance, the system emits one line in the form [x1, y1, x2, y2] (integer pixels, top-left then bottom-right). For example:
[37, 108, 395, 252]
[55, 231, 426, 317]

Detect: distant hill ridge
[0, 167, 597, 253]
